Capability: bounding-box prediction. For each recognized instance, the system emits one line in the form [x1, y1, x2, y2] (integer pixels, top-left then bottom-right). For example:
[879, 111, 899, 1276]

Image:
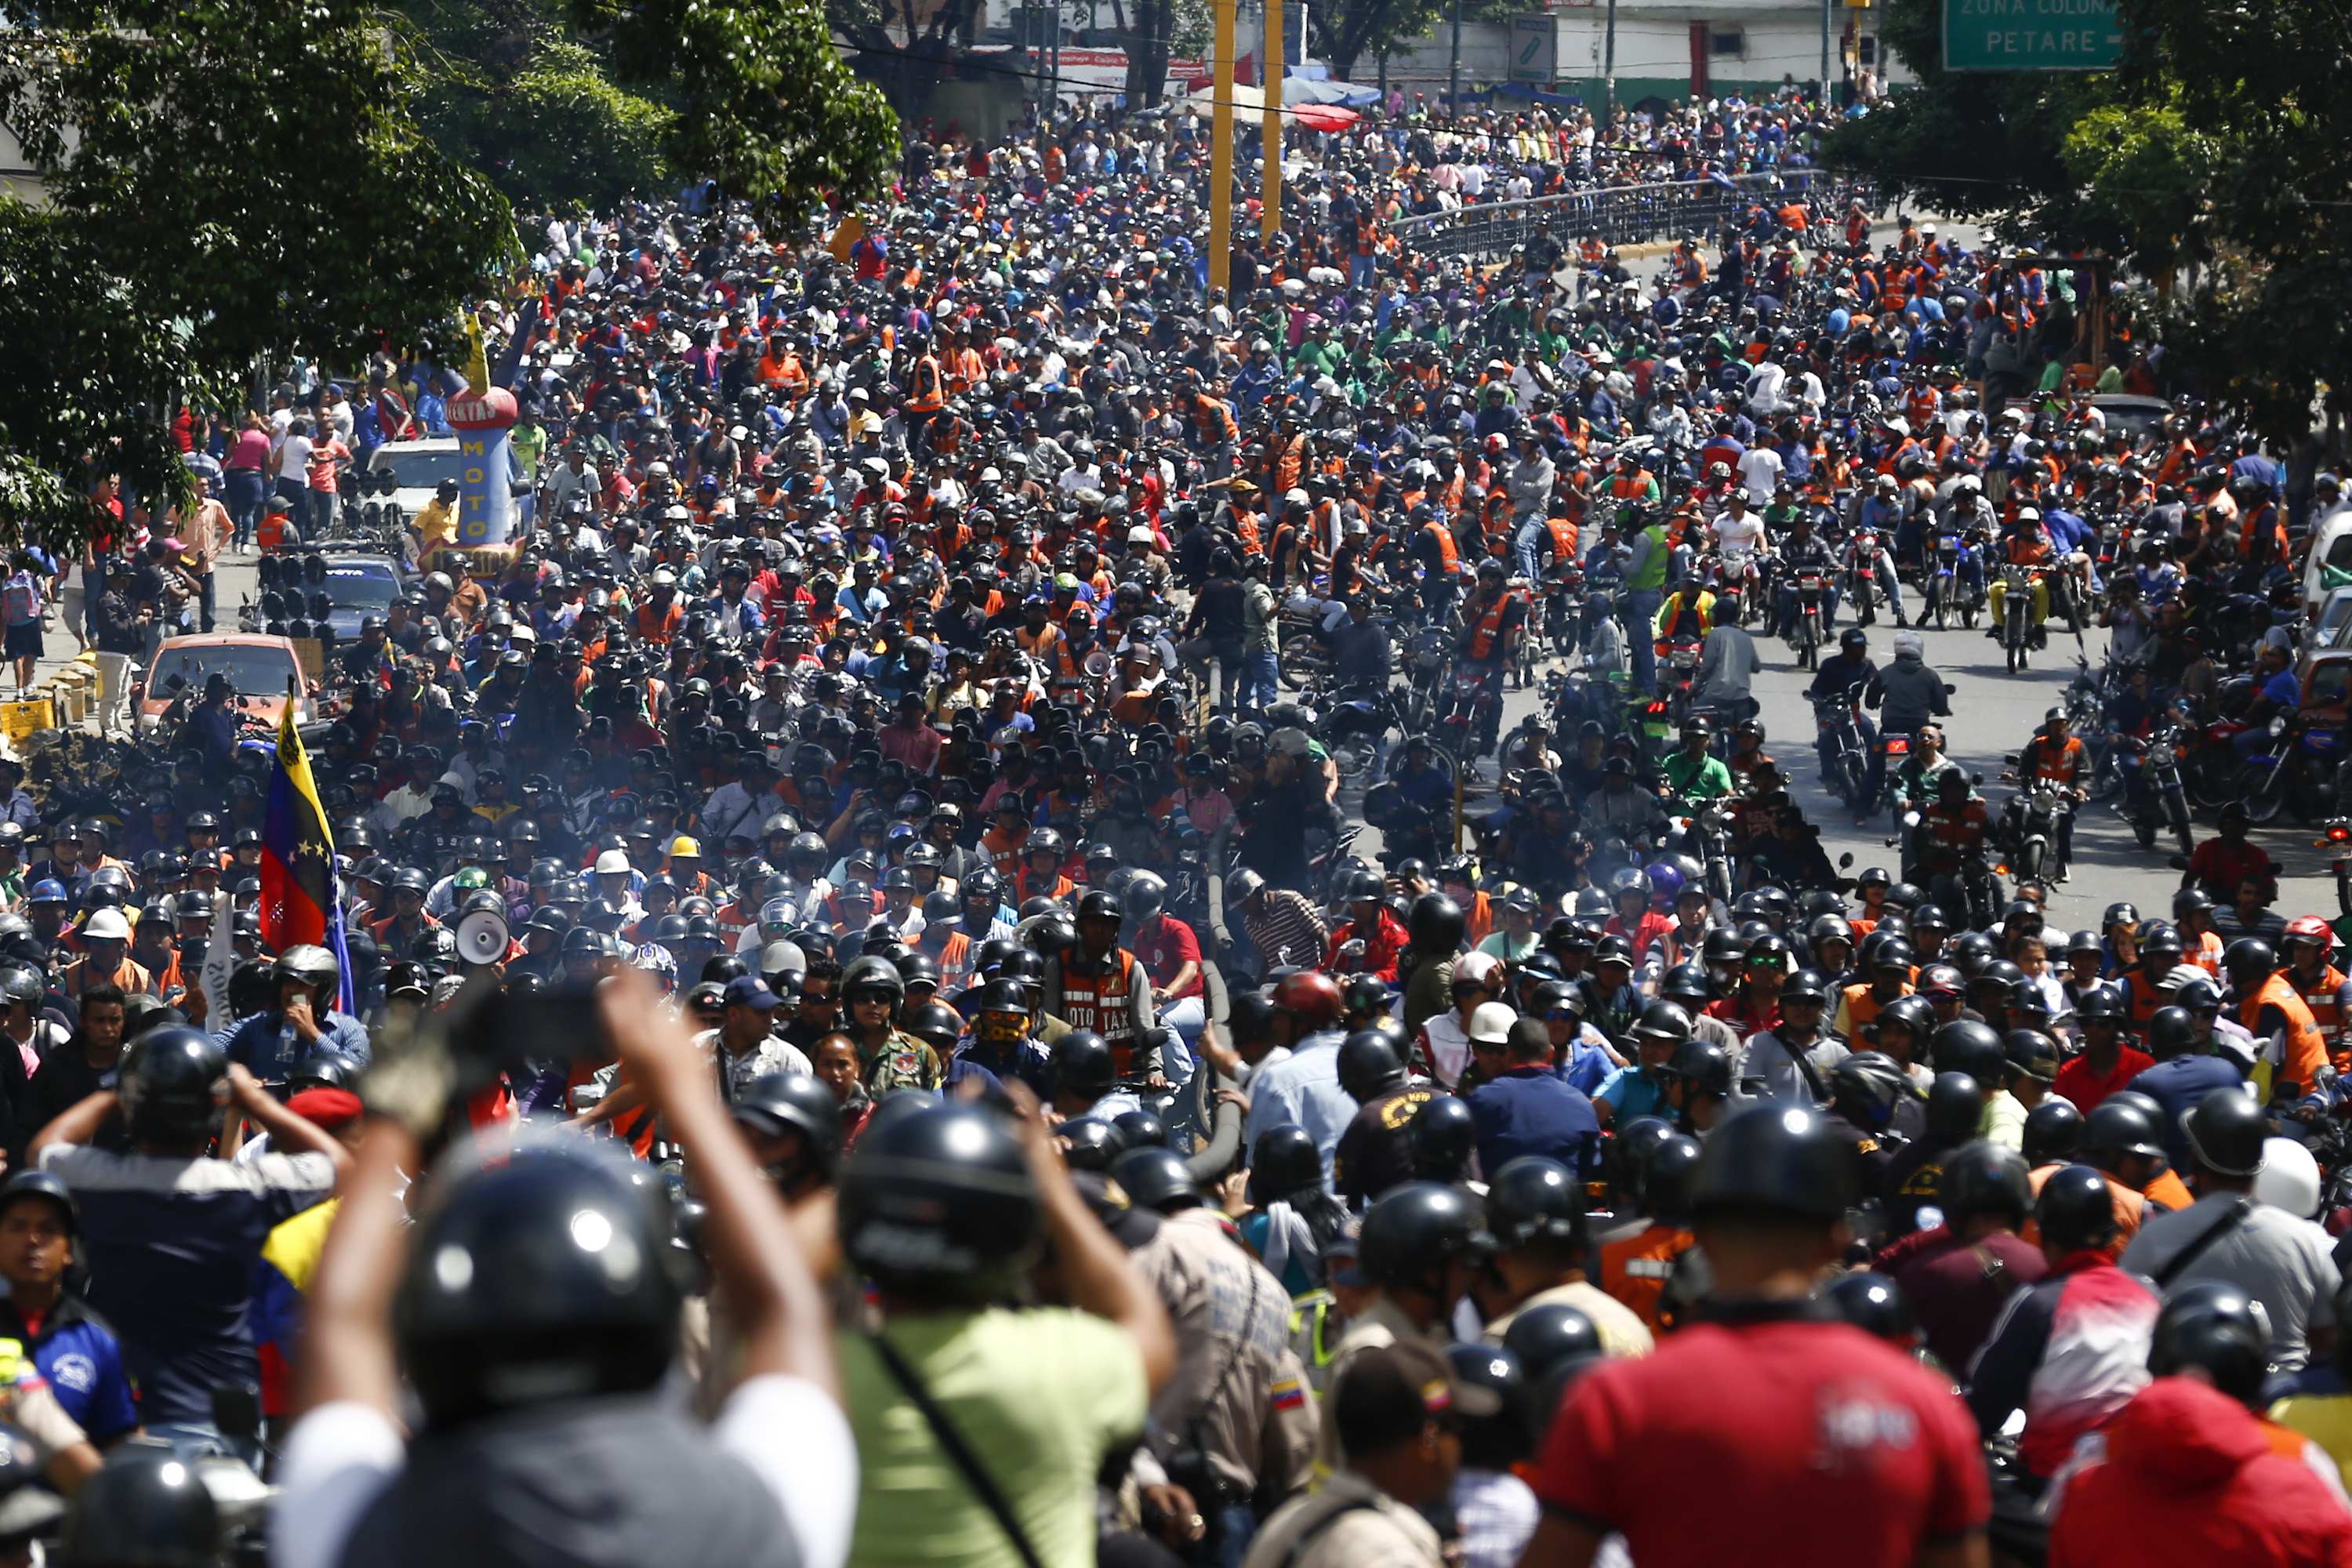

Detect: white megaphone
[454, 906, 510, 967]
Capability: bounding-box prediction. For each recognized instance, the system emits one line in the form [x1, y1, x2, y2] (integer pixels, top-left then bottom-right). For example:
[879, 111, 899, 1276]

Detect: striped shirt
[1243, 888, 1328, 971]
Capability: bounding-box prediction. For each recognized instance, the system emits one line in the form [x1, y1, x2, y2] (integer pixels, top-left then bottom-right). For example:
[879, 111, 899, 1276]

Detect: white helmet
[2255, 1137, 2321, 1218]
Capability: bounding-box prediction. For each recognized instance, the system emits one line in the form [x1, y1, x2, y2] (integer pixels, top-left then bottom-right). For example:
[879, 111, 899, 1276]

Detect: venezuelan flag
[259, 705, 336, 953]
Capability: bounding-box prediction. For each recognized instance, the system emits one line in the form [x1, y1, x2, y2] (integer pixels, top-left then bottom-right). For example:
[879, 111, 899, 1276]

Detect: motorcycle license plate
[1886, 737, 1910, 756]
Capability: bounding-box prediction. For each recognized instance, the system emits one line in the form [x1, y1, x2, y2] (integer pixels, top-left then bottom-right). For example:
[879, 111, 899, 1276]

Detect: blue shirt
[1595, 1065, 1672, 1123]
[215, 1009, 372, 1081]
[1243, 1031, 1355, 1188]
[2126, 1054, 2245, 1169]
[0, 1298, 138, 1442]
[1467, 1068, 1602, 1178]
[38, 1142, 336, 1425]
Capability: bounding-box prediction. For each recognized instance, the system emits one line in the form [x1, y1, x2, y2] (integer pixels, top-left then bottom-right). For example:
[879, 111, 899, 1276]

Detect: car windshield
[2095, 402, 2167, 445]
[375, 445, 521, 489]
[323, 563, 400, 609]
[147, 642, 299, 699]
[374, 448, 470, 489]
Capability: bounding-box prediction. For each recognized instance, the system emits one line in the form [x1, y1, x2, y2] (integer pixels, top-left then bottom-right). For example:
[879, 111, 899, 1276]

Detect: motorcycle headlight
[2151, 746, 2176, 767]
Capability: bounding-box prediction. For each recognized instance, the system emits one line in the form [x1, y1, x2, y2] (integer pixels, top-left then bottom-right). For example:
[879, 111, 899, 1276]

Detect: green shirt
[1662, 752, 1735, 800]
[843, 1308, 1149, 1568]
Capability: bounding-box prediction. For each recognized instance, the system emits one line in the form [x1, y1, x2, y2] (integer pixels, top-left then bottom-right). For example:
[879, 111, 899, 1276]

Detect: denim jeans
[1621, 589, 1663, 689]
[1240, 650, 1279, 711]
[223, 470, 266, 546]
[1511, 517, 1548, 585]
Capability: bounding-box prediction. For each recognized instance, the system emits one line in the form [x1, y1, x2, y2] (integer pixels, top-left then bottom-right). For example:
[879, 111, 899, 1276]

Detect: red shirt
[1534, 1316, 1988, 1568]
[1131, 913, 1203, 1000]
[2186, 837, 2274, 898]
[2053, 1047, 2156, 1113]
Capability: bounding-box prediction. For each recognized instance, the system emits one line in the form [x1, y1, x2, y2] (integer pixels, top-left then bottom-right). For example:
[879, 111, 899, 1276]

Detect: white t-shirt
[277, 433, 314, 484]
[271, 1377, 855, 1568]
[1736, 445, 1785, 504]
[1712, 510, 1766, 562]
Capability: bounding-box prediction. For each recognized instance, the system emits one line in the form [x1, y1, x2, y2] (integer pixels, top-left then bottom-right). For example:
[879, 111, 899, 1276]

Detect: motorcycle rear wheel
[2238, 763, 2288, 826]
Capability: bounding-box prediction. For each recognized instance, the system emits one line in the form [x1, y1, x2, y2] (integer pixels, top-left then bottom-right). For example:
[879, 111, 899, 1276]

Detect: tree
[1311, 0, 1446, 82]
[404, 0, 677, 212]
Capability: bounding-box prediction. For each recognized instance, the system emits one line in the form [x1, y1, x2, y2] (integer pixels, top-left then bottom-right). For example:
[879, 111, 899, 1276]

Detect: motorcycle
[1662, 635, 1704, 730]
[2237, 710, 2343, 826]
[2118, 723, 2197, 856]
[1790, 572, 1828, 670]
[1815, 698, 1871, 811]
[2184, 677, 2262, 811]
[1924, 528, 1984, 630]
[1436, 661, 1506, 766]
[1846, 532, 1886, 626]
[1310, 679, 1401, 787]
[1276, 601, 1334, 691]
[1999, 564, 2038, 672]
[1892, 808, 2005, 931]
[1871, 728, 1914, 818]
[1399, 622, 1453, 736]
[1999, 768, 2072, 884]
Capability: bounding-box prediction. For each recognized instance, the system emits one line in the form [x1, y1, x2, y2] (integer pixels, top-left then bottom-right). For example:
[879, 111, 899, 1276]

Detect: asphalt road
[1408, 608, 2350, 938]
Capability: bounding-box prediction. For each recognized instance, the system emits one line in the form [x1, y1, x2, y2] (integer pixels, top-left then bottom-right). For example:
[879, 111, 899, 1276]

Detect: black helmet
[1337, 1028, 1408, 1101]
[1690, 1103, 1855, 1222]
[1629, 999, 1694, 1044]
[1669, 1037, 1734, 1098]
[1828, 1271, 1918, 1346]
[1778, 967, 1831, 1005]
[1052, 1030, 1117, 1099]
[1410, 1094, 1478, 1183]
[2222, 936, 2278, 989]
[1112, 1109, 1171, 1149]
[1938, 1142, 2033, 1229]
[1056, 1118, 1126, 1173]
[839, 1102, 1038, 1305]
[1076, 888, 1123, 924]
[2085, 1095, 2165, 1163]
[1410, 892, 1467, 953]
[2034, 1163, 2121, 1252]
[1929, 1019, 2005, 1084]
[287, 1051, 361, 1096]
[2146, 1005, 2200, 1059]
[2074, 982, 2124, 1021]
[1111, 1145, 1202, 1214]
[1251, 1124, 1326, 1200]
[2147, 1280, 2271, 1409]
[1657, 963, 1712, 1010]
[1871, 994, 1936, 1046]
[2023, 1098, 2085, 1167]
[1500, 1301, 1604, 1381]
[117, 1026, 226, 1142]
[1871, 937, 1916, 973]
[62, 1447, 216, 1568]
[1920, 1070, 1984, 1140]
[2181, 1086, 2267, 1178]
[1358, 1181, 1491, 1295]
[1831, 1051, 1913, 1131]
[396, 1137, 685, 1428]
[1483, 1156, 1584, 1252]
[1642, 1133, 1705, 1226]
[0, 1170, 75, 1237]
[731, 1072, 846, 1181]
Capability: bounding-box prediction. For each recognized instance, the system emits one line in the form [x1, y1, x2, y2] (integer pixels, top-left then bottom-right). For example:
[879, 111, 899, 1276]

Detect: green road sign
[1944, 0, 2122, 70]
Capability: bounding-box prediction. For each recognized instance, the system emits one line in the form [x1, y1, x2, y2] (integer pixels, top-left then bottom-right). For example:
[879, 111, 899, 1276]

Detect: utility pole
[1819, 0, 1831, 107]
[1262, 0, 1283, 239]
[1209, 0, 1236, 291]
[1448, 0, 1464, 110]
[1602, 0, 1618, 123]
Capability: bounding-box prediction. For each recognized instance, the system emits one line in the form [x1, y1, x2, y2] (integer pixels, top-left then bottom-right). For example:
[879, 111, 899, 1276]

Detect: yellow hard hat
[670, 836, 702, 858]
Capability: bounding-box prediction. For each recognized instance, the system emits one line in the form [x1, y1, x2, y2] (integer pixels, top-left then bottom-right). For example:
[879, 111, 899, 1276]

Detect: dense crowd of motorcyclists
[1, 77, 2350, 1568]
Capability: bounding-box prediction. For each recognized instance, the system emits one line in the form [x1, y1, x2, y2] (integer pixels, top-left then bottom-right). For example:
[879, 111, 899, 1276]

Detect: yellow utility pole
[1261, 0, 1283, 241]
[1209, 0, 1236, 292]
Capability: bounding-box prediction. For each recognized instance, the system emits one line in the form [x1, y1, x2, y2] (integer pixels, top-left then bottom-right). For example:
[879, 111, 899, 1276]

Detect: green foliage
[2058, 101, 2216, 278]
[1311, 0, 1447, 80]
[405, 0, 677, 212]
[588, 0, 900, 216]
[0, 201, 215, 547]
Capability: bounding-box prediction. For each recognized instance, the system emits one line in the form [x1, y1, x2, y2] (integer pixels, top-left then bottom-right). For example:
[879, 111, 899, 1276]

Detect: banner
[444, 384, 521, 549]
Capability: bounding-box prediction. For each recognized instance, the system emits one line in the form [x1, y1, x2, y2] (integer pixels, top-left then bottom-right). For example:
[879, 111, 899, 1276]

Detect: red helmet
[1270, 971, 1345, 1032]
[2283, 915, 2334, 948]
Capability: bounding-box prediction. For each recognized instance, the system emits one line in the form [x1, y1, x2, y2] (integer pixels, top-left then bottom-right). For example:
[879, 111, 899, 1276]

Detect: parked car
[137, 633, 314, 731]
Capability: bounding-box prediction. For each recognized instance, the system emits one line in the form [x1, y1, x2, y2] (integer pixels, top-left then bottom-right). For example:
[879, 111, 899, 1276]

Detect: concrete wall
[1377, 9, 1899, 102]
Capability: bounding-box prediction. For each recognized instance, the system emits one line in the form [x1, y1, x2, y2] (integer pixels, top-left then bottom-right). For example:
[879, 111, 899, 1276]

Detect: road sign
[1944, 0, 2122, 70]
[1510, 13, 1557, 82]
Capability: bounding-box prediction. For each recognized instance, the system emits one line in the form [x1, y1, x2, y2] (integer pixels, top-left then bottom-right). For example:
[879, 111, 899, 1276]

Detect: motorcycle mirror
[2168, 855, 2191, 871]
[1969, 772, 1984, 786]
[1837, 852, 1854, 869]
[1943, 683, 1956, 696]
[2002, 753, 2020, 765]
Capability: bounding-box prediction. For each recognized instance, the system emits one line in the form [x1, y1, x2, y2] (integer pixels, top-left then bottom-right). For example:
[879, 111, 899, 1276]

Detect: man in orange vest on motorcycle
[2278, 916, 2352, 1072]
[2224, 936, 2330, 1096]
[1046, 887, 1163, 1082]
[2013, 707, 2089, 876]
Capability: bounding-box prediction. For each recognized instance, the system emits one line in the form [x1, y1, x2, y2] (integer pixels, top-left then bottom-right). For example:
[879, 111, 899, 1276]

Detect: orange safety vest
[1425, 521, 1461, 575]
[1610, 469, 1656, 500]
[934, 930, 975, 992]
[2294, 963, 2349, 1068]
[1598, 1221, 1697, 1335]
[1467, 593, 1514, 662]
[2245, 974, 2329, 1091]
[1060, 949, 1140, 1069]
[2028, 735, 2086, 787]
[906, 355, 946, 413]
[1544, 517, 1578, 564]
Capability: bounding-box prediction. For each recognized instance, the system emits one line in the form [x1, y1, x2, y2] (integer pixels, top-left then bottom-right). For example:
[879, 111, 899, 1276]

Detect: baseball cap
[722, 975, 782, 1011]
[1331, 1339, 1501, 1457]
